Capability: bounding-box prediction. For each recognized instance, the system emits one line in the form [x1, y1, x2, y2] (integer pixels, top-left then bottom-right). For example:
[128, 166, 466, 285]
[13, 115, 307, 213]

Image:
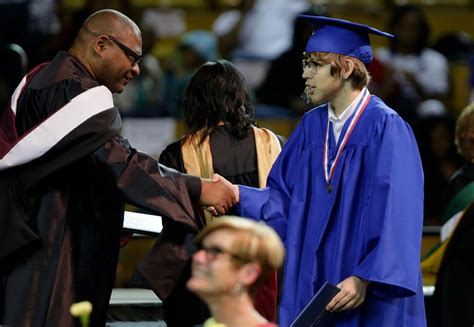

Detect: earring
[233, 282, 243, 295]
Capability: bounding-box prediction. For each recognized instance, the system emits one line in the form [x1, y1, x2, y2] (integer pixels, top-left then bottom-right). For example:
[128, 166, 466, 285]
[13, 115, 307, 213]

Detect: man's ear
[341, 58, 355, 80]
[93, 35, 109, 56]
[238, 263, 262, 287]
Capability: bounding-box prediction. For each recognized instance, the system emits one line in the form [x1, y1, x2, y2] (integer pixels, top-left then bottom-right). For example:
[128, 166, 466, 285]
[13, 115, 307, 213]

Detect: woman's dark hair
[183, 59, 254, 143]
[389, 4, 430, 54]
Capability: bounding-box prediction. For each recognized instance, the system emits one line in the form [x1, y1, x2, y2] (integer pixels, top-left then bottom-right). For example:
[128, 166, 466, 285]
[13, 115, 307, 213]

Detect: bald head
[69, 9, 142, 93]
[76, 9, 141, 44]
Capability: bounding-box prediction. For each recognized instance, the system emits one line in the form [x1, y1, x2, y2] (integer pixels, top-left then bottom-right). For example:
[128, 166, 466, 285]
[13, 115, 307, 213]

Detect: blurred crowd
[0, 0, 473, 226]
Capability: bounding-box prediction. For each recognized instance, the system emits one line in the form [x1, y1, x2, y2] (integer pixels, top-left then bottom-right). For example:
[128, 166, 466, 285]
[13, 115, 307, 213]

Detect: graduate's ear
[340, 58, 355, 80]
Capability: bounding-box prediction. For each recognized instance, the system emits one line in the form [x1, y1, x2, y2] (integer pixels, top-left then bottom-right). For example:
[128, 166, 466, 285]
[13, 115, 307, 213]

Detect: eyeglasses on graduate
[302, 59, 326, 71]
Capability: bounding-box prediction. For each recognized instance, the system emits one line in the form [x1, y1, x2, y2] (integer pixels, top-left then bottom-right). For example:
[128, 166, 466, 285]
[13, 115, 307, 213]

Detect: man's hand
[213, 173, 239, 201]
[199, 174, 237, 215]
[326, 276, 369, 312]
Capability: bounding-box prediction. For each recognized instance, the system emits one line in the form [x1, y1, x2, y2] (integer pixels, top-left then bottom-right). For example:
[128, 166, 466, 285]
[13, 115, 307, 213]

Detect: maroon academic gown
[0, 52, 201, 327]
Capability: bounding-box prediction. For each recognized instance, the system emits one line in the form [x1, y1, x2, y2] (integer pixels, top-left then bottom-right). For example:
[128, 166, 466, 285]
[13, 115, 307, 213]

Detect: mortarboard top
[300, 15, 394, 65]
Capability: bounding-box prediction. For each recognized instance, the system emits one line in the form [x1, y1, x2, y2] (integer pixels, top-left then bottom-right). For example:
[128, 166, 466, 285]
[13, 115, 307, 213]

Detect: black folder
[290, 282, 340, 327]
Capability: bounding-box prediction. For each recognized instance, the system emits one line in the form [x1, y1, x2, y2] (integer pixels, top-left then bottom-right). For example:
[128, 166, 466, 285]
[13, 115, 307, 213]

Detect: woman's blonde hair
[195, 216, 285, 296]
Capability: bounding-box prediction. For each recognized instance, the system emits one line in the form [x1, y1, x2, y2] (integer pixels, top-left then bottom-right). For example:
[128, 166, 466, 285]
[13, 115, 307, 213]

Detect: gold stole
[181, 126, 282, 223]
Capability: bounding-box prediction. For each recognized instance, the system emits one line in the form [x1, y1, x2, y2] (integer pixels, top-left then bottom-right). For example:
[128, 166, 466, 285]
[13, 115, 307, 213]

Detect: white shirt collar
[328, 87, 368, 124]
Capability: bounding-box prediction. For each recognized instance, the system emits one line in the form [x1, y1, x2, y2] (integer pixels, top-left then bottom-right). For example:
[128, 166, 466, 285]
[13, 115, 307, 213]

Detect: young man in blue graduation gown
[229, 16, 427, 326]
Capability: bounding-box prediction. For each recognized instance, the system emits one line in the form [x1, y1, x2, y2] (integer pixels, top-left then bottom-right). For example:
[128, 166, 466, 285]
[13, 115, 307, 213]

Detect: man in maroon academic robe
[0, 9, 235, 326]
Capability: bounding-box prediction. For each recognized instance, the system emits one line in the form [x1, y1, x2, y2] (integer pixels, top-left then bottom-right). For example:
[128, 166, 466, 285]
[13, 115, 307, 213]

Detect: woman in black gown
[138, 59, 284, 327]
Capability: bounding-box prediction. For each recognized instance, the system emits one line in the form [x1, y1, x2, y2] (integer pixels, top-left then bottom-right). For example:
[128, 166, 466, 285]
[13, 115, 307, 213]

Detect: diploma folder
[290, 282, 340, 327]
[123, 211, 162, 236]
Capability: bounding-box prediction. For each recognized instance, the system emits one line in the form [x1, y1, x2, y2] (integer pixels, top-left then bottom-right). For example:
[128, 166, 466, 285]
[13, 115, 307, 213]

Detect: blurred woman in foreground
[187, 217, 285, 327]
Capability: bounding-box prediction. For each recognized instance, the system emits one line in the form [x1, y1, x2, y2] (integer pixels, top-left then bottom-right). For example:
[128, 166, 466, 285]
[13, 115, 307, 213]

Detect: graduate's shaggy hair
[306, 52, 371, 90]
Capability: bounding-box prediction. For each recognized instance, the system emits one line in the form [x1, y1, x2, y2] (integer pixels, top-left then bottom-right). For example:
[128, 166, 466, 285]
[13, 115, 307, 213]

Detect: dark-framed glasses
[302, 59, 325, 71]
[193, 242, 246, 262]
[107, 35, 142, 66]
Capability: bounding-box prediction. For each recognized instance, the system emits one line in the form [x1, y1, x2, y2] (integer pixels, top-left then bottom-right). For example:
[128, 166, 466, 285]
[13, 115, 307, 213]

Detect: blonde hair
[455, 103, 474, 160]
[195, 216, 285, 295]
[307, 52, 371, 90]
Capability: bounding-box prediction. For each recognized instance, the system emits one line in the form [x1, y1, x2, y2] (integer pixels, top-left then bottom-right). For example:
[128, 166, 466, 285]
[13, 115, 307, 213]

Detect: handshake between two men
[199, 174, 240, 216]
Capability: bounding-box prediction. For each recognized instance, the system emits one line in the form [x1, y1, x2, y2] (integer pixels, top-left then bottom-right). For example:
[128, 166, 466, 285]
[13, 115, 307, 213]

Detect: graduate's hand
[199, 174, 236, 215]
[326, 276, 369, 313]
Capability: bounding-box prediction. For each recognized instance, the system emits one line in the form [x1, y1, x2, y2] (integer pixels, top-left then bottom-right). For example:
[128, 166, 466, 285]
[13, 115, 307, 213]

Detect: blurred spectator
[420, 104, 474, 287]
[255, 10, 317, 117]
[0, 43, 27, 109]
[24, 0, 60, 67]
[425, 104, 474, 327]
[0, 0, 58, 68]
[141, 0, 186, 38]
[415, 116, 464, 224]
[0, 1, 28, 44]
[27, 0, 60, 40]
[161, 30, 218, 117]
[375, 4, 449, 125]
[434, 31, 473, 116]
[470, 54, 474, 103]
[114, 26, 164, 117]
[54, 3, 93, 54]
[443, 103, 474, 211]
[187, 216, 285, 327]
[212, 0, 308, 89]
[367, 56, 393, 101]
[434, 31, 473, 63]
[135, 60, 283, 326]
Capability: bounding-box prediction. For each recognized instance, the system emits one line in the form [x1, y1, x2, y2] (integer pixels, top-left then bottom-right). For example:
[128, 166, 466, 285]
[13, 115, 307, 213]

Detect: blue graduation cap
[300, 15, 394, 65]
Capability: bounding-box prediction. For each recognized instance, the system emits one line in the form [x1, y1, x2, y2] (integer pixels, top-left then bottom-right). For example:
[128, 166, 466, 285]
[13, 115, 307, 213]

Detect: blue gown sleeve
[353, 114, 424, 298]
[237, 117, 307, 242]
